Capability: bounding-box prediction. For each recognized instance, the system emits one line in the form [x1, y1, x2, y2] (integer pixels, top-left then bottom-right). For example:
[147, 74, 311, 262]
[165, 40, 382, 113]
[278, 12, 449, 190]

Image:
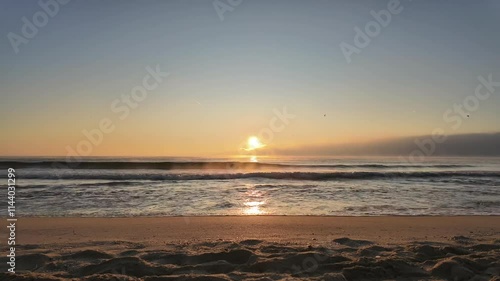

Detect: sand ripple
[1, 237, 499, 281]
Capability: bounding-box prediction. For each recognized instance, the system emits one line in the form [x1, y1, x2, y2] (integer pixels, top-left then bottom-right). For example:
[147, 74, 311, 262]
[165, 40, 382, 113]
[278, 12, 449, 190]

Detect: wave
[17, 171, 500, 181]
[0, 161, 473, 170]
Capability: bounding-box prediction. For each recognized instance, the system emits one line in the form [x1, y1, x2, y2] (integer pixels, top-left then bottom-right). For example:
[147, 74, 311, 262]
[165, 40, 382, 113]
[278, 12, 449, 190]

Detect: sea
[1, 156, 499, 217]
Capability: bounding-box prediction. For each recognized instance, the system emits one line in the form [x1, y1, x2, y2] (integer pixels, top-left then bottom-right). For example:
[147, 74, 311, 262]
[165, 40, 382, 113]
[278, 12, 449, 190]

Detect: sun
[246, 136, 265, 151]
[248, 136, 261, 149]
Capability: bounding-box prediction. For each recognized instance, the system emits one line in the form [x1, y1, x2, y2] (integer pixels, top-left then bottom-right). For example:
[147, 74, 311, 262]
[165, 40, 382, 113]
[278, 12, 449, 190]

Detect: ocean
[2, 156, 499, 217]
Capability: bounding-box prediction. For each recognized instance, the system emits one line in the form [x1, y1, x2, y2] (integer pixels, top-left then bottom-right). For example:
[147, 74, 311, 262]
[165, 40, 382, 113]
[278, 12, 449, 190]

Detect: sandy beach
[2, 216, 499, 280]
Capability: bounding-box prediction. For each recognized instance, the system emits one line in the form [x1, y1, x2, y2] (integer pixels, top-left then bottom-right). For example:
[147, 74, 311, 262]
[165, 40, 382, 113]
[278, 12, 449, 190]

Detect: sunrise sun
[246, 136, 265, 151]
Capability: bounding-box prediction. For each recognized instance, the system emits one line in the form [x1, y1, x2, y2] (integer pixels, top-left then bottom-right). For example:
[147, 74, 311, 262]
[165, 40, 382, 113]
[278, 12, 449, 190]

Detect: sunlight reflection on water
[244, 201, 265, 215]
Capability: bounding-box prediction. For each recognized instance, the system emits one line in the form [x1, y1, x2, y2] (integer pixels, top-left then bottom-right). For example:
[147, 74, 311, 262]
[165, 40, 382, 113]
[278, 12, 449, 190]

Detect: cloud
[276, 132, 500, 157]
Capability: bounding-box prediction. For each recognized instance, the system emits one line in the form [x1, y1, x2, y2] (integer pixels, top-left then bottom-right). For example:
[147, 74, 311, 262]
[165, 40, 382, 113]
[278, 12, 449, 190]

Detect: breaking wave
[17, 170, 500, 181]
[0, 161, 473, 170]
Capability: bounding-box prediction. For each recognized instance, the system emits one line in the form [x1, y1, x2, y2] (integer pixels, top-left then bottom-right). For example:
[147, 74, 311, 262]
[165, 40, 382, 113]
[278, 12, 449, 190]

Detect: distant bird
[324, 114, 326, 117]
[467, 114, 470, 118]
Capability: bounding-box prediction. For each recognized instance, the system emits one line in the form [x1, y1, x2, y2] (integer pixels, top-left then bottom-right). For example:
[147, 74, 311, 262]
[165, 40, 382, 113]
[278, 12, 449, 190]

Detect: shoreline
[12, 216, 500, 245]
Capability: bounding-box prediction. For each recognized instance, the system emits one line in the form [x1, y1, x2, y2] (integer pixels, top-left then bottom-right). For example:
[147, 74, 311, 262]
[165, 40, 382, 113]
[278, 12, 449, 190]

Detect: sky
[1, 0, 499, 157]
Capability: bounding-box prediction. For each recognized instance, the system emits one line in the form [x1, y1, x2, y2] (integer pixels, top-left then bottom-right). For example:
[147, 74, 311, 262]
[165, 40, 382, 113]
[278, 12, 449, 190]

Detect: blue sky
[1, 0, 499, 156]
